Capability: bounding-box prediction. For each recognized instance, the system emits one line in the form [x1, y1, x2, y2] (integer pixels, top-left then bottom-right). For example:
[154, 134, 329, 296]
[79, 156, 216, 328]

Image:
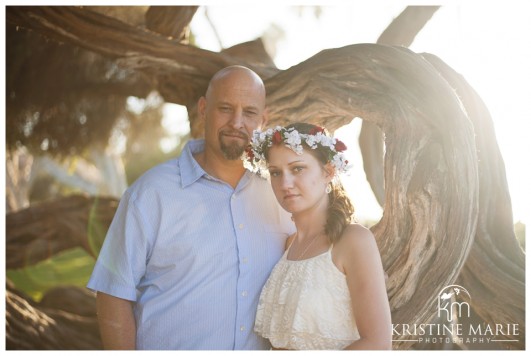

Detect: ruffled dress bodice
[254, 245, 360, 350]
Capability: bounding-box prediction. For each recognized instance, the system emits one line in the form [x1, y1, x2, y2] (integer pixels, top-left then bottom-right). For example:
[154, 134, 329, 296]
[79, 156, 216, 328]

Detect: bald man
[88, 66, 294, 350]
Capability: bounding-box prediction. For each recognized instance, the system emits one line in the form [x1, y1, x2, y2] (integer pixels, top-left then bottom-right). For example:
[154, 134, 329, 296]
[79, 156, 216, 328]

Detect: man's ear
[198, 96, 207, 122]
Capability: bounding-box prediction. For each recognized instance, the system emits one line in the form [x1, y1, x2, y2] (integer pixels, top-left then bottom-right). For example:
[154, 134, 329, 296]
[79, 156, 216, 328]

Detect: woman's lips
[284, 194, 299, 201]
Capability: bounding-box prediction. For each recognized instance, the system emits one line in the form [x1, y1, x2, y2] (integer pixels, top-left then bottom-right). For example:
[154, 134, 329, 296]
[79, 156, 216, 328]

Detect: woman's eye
[293, 166, 305, 173]
[269, 170, 280, 177]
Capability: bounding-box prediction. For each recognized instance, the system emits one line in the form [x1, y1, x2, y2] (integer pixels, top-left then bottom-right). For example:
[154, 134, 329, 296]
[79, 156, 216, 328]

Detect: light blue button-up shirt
[87, 139, 294, 350]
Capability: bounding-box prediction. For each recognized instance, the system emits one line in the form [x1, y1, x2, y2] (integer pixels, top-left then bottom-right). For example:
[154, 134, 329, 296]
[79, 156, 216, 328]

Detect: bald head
[205, 65, 266, 102]
[198, 65, 269, 163]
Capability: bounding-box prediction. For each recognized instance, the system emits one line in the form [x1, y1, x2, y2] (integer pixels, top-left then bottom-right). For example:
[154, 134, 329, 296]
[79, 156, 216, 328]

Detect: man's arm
[96, 292, 136, 350]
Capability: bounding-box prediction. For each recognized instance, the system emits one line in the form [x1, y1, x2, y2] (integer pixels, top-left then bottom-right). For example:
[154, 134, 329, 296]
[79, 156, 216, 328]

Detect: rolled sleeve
[87, 190, 153, 301]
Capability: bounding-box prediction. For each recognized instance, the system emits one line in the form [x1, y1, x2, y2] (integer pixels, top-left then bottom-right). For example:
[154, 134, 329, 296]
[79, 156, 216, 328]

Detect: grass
[6, 247, 96, 302]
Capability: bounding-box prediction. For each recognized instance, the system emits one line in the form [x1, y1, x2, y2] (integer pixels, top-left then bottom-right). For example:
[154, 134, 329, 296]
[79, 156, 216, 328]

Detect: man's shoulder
[133, 139, 199, 186]
[127, 158, 181, 194]
[141, 157, 180, 178]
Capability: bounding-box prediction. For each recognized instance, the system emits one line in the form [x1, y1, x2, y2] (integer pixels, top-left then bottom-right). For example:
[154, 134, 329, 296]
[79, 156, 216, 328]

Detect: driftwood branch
[6, 194, 118, 269]
[350, 6, 523, 349]
[6, 6, 278, 109]
[377, 6, 440, 46]
[358, 122, 386, 206]
[145, 6, 198, 40]
[423, 53, 525, 349]
[6, 281, 101, 350]
[359, 5, 441, 207]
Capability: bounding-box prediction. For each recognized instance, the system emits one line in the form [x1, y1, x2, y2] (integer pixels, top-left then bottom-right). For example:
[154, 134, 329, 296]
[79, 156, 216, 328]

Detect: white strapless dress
[254, 245, 360, 350]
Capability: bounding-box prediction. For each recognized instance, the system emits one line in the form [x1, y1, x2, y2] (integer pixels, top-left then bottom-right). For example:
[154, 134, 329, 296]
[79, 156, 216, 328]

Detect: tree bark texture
[358, 5, 441, 207]
[6, 281, 101, 350]
[6, 6, 279, 110]
[358, 120, 386, 206]
[423, 53, 525, 349]
[6, 195, 118, 269]
[145, 6, 198, 41]
[5, 5, 523, 350]
[376, 6, 440, 46]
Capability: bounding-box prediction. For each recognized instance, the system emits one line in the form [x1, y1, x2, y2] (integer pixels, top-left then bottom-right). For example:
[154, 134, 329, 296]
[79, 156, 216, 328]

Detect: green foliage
[87, 196, 113, 257]
[6, 247, 95, 302]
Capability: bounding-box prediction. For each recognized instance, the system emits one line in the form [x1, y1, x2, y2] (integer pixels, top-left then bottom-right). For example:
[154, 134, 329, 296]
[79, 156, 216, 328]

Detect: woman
[245, 122, 392, 350]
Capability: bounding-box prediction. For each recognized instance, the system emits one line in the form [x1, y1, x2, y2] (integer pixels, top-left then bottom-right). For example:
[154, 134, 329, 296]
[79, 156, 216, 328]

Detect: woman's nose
[280, 173, 294, 190]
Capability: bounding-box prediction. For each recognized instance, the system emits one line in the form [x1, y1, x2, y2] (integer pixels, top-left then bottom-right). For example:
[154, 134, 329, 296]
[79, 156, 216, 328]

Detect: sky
[162, 1, 531, 225]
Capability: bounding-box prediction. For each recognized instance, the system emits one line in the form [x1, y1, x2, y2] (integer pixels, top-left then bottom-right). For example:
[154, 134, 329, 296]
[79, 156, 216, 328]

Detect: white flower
[244, 126, 351, 176]
[303, 134, 318, 149]
[284, 130, 301, 147]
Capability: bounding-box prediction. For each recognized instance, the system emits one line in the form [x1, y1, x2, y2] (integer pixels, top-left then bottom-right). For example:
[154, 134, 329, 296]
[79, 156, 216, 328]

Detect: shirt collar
[179, 139, 256, 190]
[179, 139, 208, 188]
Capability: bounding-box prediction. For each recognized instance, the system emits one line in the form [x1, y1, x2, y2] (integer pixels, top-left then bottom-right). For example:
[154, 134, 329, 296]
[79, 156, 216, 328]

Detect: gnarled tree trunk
[6, 6, 278, 110]
[6, 281, 101, 350]
[424, 53, 525, 347]
[6, 195, 118, 269]
[359, 6, 440, 207]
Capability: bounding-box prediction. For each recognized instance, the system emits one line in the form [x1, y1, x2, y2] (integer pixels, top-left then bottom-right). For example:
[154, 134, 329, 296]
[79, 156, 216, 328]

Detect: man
[87, 66, 293, 350]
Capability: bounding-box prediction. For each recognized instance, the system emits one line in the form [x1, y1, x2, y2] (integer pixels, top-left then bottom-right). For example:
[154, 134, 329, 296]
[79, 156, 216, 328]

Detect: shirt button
[241, 291, 248, 297]
[242, 257, 249, 264]
[238, 223, 244, 229]
[240, 325, 246, 332]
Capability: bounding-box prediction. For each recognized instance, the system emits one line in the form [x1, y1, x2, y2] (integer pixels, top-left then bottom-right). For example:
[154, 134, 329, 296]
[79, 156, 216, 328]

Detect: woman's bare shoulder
[339, 224, 375, 246]
[334, 224, 379, 263]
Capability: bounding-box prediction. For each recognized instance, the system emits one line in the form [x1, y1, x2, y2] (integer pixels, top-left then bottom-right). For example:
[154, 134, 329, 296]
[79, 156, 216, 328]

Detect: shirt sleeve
[87, 189, 153, 301]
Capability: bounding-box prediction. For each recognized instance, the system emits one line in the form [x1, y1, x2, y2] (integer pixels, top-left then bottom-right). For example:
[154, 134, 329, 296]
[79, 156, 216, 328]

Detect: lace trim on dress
[255, 246, 360, 350]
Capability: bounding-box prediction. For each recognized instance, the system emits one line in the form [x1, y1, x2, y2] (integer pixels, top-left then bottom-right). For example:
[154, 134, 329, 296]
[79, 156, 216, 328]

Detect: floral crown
[243, 125, 351, 176]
